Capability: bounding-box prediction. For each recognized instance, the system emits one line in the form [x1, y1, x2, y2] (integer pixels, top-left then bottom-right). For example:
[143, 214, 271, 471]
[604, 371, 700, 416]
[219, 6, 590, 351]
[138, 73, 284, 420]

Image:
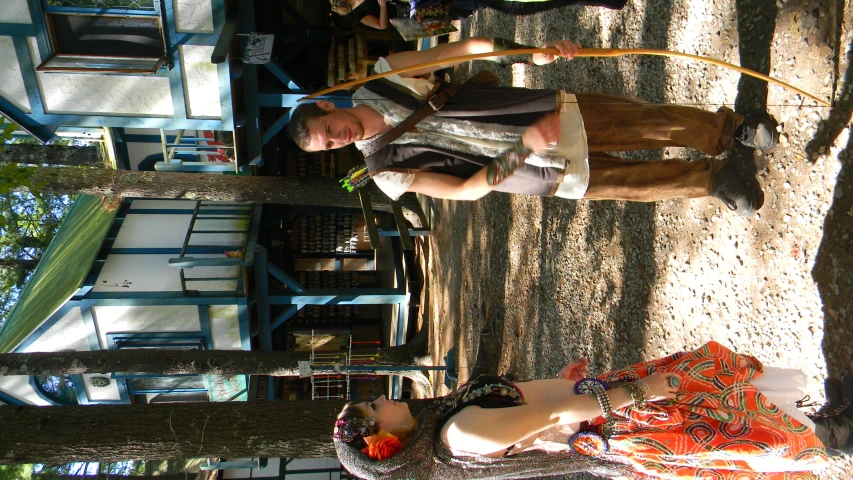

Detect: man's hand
[532, 40, 580, 66]
[377, 0, 386, 5]
[522, 112, 561, 153]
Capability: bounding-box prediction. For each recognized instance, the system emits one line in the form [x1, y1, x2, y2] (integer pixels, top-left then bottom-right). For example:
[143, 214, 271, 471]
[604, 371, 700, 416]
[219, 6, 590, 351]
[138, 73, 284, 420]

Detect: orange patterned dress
[597, 341, 829, 479]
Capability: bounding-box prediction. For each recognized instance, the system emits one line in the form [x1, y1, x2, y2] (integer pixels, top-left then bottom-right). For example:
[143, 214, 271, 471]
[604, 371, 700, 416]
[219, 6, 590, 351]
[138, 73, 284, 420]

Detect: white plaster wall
[39, 73, 174, 116]
[126, 141, 165, 171]
[93, 254, 238, 292]
[175, 0, 214, 33]
[129, 199, 198, 210]
[182, 254, 240, 292]
[0, 0, 32, 24]
[180, 45, 221, 118]
[28, 36, 173, 116]
[93, 254, 183, 292]
[0, 377, 50, 406]
[0, 36, 31, 113]
[114, 214, 192, 248]
[92, 305, 201, 348]
[209, 305, 241, 350]
[190, 232, 247, 247]
[195, 218, 249, 231]
[82, 373, 122, 402]
[22, 307, 89, 353]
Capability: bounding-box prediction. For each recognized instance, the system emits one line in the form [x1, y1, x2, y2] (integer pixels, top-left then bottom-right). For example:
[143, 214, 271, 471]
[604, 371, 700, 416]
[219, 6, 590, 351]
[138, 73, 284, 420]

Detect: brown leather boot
[710, 162, 761, 217]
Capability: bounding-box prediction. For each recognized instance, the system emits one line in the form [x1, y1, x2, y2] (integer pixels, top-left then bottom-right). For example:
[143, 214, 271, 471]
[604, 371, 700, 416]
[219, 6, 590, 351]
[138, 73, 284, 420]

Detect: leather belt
[359, 83, 461, 159]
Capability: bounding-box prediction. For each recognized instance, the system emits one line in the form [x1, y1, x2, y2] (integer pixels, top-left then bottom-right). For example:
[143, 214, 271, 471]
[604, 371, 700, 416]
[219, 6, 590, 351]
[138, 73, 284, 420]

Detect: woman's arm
[443, 388, 635, 455]
[359, 14, 385, 29]
[360, 0, 389, 29]
[442, 373, 678, 456]
[385, 38, 498, 78]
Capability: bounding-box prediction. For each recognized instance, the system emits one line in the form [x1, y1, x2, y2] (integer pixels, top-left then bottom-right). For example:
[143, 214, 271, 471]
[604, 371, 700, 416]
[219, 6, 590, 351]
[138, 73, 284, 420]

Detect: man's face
[304, 106, 365, 152]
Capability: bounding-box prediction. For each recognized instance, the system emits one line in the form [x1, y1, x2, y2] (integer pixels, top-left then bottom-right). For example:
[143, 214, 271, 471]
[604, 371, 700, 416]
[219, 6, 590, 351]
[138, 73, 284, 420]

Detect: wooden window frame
[37, 11, 166, 74]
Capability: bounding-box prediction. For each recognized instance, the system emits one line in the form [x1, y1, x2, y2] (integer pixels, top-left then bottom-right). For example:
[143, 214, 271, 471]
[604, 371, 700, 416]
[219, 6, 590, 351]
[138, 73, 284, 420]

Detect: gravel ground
[416, 0, 853, 478]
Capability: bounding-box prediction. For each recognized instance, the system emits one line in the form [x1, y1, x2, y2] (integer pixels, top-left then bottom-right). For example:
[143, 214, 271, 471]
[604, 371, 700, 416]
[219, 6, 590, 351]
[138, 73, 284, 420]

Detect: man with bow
[288, 37, 777, 217]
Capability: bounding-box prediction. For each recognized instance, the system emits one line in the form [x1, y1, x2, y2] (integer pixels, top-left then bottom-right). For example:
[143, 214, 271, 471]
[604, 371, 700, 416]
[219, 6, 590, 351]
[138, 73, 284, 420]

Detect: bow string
[298, 47, 830, 107]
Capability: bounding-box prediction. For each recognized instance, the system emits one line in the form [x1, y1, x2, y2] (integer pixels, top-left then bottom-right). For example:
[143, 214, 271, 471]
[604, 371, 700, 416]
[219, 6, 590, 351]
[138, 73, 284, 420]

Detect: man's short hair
[288, 102, 329, 151]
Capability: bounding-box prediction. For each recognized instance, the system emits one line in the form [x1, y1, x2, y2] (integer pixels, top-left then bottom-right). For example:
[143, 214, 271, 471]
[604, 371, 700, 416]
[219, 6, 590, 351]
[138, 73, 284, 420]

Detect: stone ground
[411, 0, 853, 478]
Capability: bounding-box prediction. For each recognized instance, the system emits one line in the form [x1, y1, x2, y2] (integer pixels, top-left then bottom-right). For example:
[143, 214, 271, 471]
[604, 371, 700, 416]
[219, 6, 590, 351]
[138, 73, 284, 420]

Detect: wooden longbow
[298, 47, 830, 107]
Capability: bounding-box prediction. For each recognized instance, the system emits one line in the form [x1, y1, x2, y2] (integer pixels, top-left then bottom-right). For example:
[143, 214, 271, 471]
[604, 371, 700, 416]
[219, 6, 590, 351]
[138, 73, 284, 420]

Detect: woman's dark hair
[334, 403, 376, 451]
[329, 0, 353, 16]
[287, 102, 330, 151]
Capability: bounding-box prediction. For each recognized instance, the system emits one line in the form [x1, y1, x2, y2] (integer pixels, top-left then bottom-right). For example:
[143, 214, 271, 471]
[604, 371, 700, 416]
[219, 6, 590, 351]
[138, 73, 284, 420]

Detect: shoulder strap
[359, 83, 461, 158]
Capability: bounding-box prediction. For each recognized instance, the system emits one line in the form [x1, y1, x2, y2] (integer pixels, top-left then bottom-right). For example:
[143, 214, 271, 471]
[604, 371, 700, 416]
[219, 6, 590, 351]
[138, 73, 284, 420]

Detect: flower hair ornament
[333, 416, 377, 443]
[361, 432, 403, 460]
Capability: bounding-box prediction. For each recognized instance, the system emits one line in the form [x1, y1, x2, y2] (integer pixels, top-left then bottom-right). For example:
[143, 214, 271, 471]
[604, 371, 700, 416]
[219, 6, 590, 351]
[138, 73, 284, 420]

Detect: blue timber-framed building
[0, 194, 410, 480]
[0, 0, 353, 171]
[0, 196, 258, 407]
[0, 2, 416, 477]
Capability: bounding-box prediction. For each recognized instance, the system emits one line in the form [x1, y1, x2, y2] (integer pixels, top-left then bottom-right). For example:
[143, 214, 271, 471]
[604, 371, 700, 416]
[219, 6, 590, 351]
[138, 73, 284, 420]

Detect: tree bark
[36, 476, 195, 480]
[14, 167, 422, 224]
[0, 399, 438, 463]
[0, 144, 102, 167]
[0, 342, 435, 378]
[0, 257, 39, 270]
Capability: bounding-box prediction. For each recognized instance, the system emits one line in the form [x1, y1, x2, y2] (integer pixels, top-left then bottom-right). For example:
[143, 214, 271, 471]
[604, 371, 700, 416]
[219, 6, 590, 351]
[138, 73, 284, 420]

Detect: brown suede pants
[576, 94, 744, 202]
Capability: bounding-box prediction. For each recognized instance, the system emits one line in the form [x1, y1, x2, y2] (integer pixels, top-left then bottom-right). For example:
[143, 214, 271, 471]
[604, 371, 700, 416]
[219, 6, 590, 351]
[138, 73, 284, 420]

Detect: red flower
[361, 434, 402, 460]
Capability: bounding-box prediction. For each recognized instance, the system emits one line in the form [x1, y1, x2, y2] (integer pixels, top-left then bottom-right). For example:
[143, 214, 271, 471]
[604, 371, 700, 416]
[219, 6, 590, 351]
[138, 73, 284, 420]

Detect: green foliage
[0, 164, 35, 195]
[0, 193, 73, 330]
[0, 464, 34, 480]
[2, 123, 15, 142]
[0, 117, 16, 154]
[0, 116, 32, 193]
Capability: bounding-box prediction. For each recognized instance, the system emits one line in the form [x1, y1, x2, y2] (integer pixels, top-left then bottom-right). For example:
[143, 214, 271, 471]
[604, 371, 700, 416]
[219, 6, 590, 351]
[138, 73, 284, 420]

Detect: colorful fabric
[598, 341, 829, 479]
[409, 0, 451, 18]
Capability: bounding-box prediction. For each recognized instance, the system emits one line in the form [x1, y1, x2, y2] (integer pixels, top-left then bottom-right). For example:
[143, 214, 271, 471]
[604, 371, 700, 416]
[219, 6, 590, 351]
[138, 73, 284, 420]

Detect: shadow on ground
[809, 32, 853, 379]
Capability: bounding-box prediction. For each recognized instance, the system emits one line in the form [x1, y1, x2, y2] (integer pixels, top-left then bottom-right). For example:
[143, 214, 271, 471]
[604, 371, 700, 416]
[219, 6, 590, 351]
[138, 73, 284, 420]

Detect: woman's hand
[532, 40, 580, 66]
[377, 0, 386, 5]
[641, 372, 680, 401]
[522, 112, 561, 153]
[557, 357, 589, 381]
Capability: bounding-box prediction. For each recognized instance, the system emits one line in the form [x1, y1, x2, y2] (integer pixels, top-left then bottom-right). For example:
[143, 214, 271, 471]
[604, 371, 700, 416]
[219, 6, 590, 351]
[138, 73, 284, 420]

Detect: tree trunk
[0, 342, 436, 378]
[0, 257, 39, 270]
[14, 167, 422, 225]
[0, 399, 438, 463]
[38, 476, 195, 480]
[0, 144, 102, 167]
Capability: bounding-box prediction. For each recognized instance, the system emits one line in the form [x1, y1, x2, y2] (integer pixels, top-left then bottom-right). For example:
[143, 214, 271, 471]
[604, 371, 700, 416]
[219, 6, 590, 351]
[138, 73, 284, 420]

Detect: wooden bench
[358, 190, 430, 251]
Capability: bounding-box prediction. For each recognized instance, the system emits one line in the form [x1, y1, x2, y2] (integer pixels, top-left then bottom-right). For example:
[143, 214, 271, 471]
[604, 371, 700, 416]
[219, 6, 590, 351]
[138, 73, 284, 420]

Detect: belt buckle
[428, 96, 444, 111]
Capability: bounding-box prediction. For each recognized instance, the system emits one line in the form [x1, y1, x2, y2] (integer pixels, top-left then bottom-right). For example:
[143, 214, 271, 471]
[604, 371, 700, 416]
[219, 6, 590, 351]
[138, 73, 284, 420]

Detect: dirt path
[419, 0, 853, 478]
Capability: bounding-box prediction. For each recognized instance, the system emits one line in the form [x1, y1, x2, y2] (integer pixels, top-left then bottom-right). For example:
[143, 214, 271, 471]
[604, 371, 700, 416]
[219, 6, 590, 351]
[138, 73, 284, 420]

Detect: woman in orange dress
[333, 341, 843, 479]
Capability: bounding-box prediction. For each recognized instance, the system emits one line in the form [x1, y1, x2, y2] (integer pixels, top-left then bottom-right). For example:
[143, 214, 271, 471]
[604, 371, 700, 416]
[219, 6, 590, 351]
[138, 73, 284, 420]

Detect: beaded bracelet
[624, 381, 649, 409]
[588, 383, 612, 421]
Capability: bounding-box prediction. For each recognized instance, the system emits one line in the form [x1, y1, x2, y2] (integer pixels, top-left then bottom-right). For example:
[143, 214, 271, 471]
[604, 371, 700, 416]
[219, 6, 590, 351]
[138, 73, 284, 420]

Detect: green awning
[0, 195, 118, 352]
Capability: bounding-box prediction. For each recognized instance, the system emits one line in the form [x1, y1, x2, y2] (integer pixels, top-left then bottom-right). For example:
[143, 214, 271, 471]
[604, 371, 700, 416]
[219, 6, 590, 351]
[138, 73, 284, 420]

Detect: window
[38, 1, 165, 74]
[108, 333, 211, 402]
[33, 374, 80, 405]
[47, 0, 156, 10]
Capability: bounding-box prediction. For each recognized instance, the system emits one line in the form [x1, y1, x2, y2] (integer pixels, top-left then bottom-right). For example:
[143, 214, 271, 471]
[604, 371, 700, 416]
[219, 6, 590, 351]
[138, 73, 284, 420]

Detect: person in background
[330, 0, 627, 30]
